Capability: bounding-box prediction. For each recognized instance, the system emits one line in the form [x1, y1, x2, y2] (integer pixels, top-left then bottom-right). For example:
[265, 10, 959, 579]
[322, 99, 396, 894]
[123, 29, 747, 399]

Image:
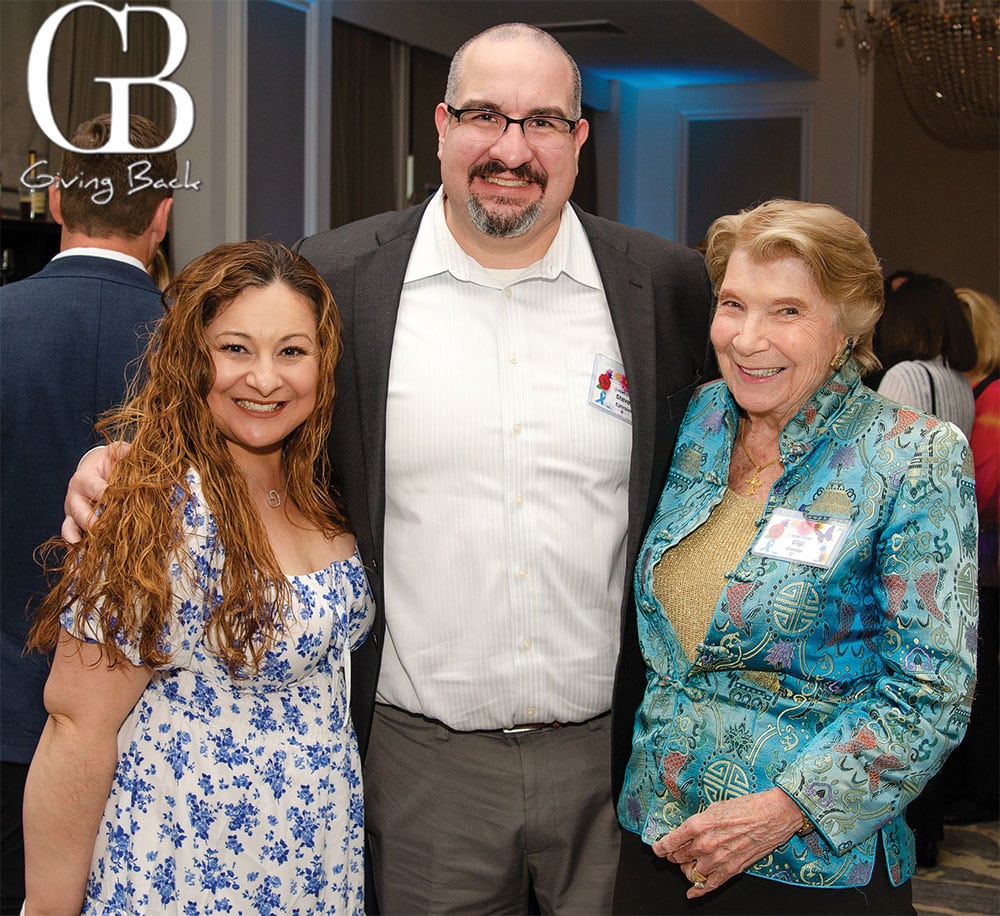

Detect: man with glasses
[66, 21, 714, 915]
[303, 23, 713, 912]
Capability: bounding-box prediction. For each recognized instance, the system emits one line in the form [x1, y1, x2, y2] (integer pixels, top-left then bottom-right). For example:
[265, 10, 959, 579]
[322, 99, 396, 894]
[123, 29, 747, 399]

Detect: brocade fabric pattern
[617, 361, 978, 888]
[64, 471, 373, 914]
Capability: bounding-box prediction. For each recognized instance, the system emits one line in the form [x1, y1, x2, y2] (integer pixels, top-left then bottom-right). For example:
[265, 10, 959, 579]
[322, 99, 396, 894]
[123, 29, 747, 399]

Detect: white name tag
[751, 508, 851, 569]
[589, 354, 631, 424]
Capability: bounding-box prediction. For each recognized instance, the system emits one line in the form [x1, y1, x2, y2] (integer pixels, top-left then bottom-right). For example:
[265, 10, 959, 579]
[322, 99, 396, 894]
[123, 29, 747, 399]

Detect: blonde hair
[956, 287, 1000, 379]
[704, 199, 885, 373]
[149, 246, 171, 291]
[29, 241, 346, 676]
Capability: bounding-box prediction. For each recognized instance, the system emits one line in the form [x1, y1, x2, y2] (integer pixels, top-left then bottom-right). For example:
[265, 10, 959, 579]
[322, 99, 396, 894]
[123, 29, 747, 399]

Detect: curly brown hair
[29, 241, 346, 675]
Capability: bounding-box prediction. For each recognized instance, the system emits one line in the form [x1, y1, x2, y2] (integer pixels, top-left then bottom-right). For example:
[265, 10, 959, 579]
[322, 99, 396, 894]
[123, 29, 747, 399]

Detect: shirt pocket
[565, 352, 632, 463]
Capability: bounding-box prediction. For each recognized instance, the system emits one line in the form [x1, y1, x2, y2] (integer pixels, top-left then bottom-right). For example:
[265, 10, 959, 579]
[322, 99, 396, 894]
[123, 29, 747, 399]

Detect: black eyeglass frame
[445, 105, 579, 138]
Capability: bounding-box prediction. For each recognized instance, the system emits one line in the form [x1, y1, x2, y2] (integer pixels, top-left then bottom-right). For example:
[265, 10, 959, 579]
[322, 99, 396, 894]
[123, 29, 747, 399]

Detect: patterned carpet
[912, 820, 999, 916]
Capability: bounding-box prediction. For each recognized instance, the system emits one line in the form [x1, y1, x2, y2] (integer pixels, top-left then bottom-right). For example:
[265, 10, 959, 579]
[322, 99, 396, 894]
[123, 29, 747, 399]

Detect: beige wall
[870, 51, 999, 299]
[698, 0, 821, 78]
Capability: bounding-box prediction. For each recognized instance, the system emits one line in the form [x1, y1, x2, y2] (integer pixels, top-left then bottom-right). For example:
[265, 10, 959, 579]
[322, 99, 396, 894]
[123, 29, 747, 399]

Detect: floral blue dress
[63, 471, 373, 914]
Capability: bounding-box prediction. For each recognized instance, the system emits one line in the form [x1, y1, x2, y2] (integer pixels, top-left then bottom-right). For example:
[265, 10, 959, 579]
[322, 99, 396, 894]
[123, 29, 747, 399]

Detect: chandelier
[838, 0, 1000, 149]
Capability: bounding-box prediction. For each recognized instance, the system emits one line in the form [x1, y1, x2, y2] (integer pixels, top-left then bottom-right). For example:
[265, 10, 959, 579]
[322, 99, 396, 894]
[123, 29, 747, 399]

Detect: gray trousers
[365, 703, 621, 915]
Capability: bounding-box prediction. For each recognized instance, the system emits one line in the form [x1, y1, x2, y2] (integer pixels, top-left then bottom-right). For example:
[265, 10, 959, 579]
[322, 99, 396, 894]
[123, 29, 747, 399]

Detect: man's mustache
[469, 161, 547, 190]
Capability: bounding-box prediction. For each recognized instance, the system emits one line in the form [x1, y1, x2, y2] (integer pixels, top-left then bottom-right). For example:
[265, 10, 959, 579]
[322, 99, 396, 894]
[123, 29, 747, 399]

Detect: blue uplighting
[585, 66, 783, 88]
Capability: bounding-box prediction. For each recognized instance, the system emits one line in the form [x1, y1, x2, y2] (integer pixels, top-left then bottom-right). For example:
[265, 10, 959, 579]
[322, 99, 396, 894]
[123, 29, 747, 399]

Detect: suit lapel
[348, 203, 660, 575]
[579, 212, 658, 562]
[348, 205, 427, 560]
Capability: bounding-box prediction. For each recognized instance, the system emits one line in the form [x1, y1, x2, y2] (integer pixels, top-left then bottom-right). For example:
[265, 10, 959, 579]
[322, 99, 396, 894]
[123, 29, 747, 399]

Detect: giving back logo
[21, 1, 200, 203]
[28, 0, 194, 152]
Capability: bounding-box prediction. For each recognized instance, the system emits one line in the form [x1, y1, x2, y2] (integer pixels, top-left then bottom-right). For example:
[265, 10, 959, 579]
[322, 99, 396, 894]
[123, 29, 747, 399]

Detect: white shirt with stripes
[376, 191, 631, 731]
[878, 357, 975, 439]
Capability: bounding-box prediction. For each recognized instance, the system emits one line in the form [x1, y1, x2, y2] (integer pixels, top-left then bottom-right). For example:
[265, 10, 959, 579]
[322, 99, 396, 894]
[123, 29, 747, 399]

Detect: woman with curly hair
[22, 240, 373, 914]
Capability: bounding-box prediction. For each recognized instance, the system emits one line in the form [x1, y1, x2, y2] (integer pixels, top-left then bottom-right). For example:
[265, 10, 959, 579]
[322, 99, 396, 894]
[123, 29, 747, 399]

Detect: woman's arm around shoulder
[22, 630, 152, 915]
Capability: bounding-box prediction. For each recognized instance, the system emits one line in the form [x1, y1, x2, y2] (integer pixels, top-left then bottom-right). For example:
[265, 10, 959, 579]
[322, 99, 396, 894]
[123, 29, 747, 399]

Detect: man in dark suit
[297, 23, 714, 914]
[64, 24, 714, 915]
[0, 113, 174, 915]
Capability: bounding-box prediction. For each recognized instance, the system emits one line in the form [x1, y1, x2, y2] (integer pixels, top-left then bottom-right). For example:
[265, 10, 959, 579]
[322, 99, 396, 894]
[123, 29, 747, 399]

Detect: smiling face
[204, 282, 320, 464]
[711, 248, 849, 431]
[434, 32, 589, 262]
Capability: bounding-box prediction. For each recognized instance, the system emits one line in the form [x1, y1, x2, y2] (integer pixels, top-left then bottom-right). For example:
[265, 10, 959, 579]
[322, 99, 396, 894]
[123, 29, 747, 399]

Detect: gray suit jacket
[297, 200, 715, 790]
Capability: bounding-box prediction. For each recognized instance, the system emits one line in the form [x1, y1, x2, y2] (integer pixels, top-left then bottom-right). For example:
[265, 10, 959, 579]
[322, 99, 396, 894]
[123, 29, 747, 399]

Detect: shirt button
[504, 288, 513, 299]
[521, 638, 533, 651]
[518, 568, 528, 578]
[512, 423, 523, 436]
[515, 495, 524, 507]
[508, 352, 519, 364]
[525, 707, 536, 717]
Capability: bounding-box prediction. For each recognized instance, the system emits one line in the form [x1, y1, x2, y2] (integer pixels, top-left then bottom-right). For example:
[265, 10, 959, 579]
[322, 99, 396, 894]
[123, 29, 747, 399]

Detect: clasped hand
[652, 787, 804, 899]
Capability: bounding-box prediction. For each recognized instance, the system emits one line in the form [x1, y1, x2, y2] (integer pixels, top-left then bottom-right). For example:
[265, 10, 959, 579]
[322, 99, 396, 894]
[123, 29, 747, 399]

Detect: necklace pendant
[266, 489, 282, 509]
[745, 472, 760, 496]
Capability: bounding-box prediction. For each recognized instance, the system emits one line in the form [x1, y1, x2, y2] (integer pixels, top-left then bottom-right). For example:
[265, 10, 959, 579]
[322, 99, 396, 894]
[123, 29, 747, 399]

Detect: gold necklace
[244, 469, 288, 509]
[738, 423, 781, 497]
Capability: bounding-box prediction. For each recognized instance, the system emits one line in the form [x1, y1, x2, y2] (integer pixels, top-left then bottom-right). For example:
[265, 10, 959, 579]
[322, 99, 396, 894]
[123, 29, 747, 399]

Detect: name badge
[589, 354, 631, 424]
[751, 508, 851, 569]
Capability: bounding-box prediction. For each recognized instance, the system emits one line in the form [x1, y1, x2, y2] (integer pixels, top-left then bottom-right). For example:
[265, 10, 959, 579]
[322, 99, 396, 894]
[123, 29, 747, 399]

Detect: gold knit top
[652, 487, 761, 661]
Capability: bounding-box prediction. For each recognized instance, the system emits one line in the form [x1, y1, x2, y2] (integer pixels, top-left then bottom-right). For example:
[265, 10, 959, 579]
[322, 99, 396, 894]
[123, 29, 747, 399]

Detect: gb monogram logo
[27, 0, 195, 153]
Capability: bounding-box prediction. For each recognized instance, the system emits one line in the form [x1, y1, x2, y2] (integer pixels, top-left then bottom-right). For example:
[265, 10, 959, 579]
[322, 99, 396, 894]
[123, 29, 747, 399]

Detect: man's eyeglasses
[446, 106, 578, 148]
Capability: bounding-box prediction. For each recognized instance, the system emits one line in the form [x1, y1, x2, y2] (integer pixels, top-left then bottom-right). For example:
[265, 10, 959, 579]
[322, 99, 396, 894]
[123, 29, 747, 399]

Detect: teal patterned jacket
[617, 359, 979, 888]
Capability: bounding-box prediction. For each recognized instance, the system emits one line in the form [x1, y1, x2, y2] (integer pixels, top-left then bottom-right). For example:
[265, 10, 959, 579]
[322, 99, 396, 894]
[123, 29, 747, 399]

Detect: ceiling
[332, 0, 815, 88]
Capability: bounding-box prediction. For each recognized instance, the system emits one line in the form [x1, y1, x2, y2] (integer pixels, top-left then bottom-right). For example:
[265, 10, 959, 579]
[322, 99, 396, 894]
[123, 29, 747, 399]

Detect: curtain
[330, 18, 398, 229]
[47, 0, 173, 147]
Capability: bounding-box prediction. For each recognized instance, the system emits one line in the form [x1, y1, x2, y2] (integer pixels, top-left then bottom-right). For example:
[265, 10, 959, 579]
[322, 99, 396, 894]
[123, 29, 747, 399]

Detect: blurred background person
[873, 273, 979, 864]
[0, 113, 174, 916]
[615, 199, 978, 914]
[936, 287, 1000, 826]
[875, 274, 977, 440]
[149, 244, 171, 291]
[885, 268, 915, 293]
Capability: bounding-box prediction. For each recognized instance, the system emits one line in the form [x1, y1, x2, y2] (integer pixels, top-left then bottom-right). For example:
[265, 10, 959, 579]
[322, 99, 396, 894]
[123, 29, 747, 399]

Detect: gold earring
[830, 339, 853, 372]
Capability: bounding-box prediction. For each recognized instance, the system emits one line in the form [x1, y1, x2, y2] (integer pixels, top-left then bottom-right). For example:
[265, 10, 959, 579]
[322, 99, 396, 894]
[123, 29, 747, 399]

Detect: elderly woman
[614, 200, 978, 915]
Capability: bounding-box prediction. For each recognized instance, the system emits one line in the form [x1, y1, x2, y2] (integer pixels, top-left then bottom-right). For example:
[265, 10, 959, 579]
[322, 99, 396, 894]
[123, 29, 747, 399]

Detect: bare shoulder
[329, 530, 358, 563]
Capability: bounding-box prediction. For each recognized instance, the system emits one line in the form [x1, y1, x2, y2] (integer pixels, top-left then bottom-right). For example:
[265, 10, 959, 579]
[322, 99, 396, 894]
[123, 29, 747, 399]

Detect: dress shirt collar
[52, 247, 147, 273]
[404, 188, 603, 290]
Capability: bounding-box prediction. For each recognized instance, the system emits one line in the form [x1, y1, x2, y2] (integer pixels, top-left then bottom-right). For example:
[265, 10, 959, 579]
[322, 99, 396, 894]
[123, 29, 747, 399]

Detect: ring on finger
[690, 865, 708, 888]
